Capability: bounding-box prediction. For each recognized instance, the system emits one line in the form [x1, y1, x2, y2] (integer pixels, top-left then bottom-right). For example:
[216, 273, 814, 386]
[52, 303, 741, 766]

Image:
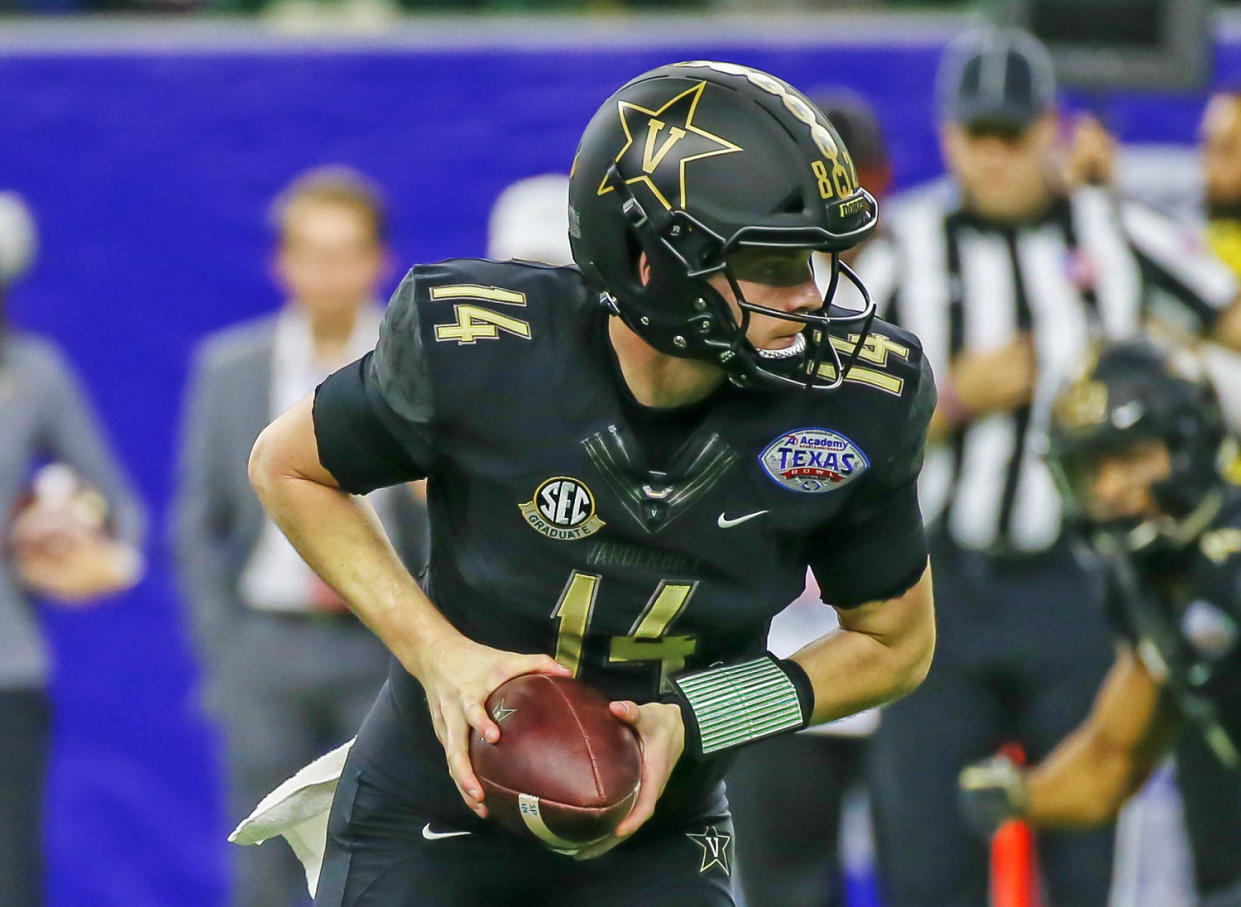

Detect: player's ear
[637, 252, 651, 287]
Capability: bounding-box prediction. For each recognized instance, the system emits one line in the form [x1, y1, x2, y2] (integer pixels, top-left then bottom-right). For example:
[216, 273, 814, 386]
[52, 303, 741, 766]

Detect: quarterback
[247, 61, 936, 905]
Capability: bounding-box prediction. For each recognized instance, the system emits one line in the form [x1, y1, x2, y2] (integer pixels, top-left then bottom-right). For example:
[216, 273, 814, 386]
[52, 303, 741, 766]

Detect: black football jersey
[1102, 488, 1241, 769]
[313, 259, 934, 825]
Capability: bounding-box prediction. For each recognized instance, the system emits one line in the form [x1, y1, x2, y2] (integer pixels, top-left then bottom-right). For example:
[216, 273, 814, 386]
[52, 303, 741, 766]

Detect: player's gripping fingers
[441, 711, 487, 816]
[610, 700, 684, 838]
[464, 699, 500, 745]
[531, 654, 573, 677]
[472, 654, 572, 743]
[491, 653, 572, 686]
[615, 763, 659, 838]
[426, 698, 449, 746]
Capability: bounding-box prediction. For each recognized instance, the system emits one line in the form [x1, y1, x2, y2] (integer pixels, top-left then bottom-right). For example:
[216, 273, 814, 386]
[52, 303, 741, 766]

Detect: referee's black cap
[937, 28, 1057, 130]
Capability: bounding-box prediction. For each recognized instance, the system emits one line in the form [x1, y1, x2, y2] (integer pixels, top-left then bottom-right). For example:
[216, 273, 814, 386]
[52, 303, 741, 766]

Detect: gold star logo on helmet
[597, 81, 743, 210]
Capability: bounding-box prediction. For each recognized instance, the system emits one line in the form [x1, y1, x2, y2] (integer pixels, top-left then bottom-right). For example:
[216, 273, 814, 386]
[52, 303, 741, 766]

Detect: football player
[248, 61, 936, 905]
[959, 339, 1241, 906]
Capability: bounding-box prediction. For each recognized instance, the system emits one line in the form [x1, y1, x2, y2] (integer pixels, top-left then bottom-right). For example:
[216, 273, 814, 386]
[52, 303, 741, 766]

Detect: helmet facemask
[1047, 342, 1231, 554]
[600, 160, 878, 392]
[1050, 441, 1173, 548]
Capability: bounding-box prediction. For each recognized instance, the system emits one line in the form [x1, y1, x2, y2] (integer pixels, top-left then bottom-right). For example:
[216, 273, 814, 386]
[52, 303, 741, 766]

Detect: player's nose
[772, 280, 822, 315]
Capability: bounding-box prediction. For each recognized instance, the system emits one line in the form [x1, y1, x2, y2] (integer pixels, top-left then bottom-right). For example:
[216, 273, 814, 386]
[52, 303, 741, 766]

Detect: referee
[860, 28, 1241, 907]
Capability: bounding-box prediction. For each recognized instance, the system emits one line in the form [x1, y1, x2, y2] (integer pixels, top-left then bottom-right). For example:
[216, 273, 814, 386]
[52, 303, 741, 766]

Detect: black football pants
[314, 759, 736, 906]
[315, 685, 736, 906]
[870, 535, 1116, 907]
[727, 732, 865, 907]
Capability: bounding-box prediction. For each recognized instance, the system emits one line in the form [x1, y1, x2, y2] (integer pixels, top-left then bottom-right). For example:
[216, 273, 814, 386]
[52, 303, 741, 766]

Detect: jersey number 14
[551, 571, 698, 693]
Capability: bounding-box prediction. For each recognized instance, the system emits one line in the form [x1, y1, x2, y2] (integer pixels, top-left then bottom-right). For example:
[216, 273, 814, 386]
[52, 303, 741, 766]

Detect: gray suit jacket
[0, 332, 145, 689]
[171, 316, 428, 674]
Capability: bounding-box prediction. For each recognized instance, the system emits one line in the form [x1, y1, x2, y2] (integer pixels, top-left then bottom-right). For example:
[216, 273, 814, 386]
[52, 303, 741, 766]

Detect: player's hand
[957, 753, 1029, 840]
[572, 700, 685, 861]
[950, 336, 1037, 419]
[411, 634, 571, 819]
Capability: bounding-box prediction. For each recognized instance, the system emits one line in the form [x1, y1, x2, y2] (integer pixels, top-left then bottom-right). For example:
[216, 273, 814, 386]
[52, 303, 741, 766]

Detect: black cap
[937, 28, 1057, 129]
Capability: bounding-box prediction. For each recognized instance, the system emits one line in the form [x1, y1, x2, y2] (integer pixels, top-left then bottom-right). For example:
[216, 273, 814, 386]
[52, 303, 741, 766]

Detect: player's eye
[728, 253, 812, 287]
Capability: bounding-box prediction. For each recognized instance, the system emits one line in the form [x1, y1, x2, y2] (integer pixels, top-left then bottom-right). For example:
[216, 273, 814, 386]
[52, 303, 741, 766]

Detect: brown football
[469, 674, 641, 853]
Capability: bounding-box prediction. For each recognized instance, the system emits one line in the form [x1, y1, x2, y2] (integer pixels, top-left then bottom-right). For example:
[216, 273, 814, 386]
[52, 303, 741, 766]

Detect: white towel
[228, 739, 353, 897]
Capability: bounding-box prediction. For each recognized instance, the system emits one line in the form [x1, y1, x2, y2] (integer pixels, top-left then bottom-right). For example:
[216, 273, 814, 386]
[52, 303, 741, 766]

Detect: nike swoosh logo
[717, 510, 768, 529]
[421, 823, 471, 841]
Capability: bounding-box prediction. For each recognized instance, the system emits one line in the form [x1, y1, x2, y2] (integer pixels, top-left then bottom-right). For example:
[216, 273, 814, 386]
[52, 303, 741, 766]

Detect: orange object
[991, 745, 1040, 907]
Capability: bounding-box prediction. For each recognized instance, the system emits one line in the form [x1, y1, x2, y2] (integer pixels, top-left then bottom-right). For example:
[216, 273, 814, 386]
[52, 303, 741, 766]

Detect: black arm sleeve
[313, 352, 431, 495]
[807, 352, 936, 607]
[807, 480, 928, 607]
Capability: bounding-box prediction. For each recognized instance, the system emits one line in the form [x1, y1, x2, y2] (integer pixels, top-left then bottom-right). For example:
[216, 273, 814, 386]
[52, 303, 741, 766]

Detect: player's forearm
[1024, 650, 1169, 827]
[247, 438, 456, 672]
[792, 568, 935, 724]
[1023, 727, 1153, 827]
[792, 630, 924, 724]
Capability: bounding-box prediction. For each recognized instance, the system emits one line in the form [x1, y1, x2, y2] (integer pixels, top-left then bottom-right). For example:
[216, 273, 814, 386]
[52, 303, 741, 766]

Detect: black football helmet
[1047, 339, 1232, 550]
[568, 61, 879, 391]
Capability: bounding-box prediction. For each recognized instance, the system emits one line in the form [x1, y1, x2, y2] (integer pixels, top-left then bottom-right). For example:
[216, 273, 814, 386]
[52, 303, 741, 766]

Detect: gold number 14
[551, 571, 698, 692]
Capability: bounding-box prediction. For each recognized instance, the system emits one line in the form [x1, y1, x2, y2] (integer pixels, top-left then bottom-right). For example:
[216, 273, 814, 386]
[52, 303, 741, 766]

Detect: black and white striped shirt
[859, 182, 1236, 554]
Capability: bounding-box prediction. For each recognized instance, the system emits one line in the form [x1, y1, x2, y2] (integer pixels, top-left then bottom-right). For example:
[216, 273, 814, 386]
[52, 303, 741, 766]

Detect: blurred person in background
[0, 191, 145, 907]
[173, 168, 428, 907]
[1061, 95, 1241, 437]
[725, 89, 891, 907]
[960, 338, 1241, 907]
[858, 28, 1241, 907]
[1191, 90, 1241, 437]
[1058, 91, 1241, 290]
[1202, 90, 1241, 278]
[486, 172, 572, 266]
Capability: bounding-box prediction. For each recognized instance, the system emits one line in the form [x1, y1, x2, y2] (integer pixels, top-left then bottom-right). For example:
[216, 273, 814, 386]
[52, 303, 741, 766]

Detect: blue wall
[0, 36, 1234, 905]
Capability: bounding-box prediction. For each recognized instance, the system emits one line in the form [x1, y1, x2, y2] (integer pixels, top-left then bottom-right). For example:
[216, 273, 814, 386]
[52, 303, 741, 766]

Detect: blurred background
[1, 1, 1239, 905]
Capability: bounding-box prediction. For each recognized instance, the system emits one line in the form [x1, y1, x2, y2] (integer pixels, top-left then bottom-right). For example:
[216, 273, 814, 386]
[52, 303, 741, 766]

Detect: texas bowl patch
[760, 428, 869, 493]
